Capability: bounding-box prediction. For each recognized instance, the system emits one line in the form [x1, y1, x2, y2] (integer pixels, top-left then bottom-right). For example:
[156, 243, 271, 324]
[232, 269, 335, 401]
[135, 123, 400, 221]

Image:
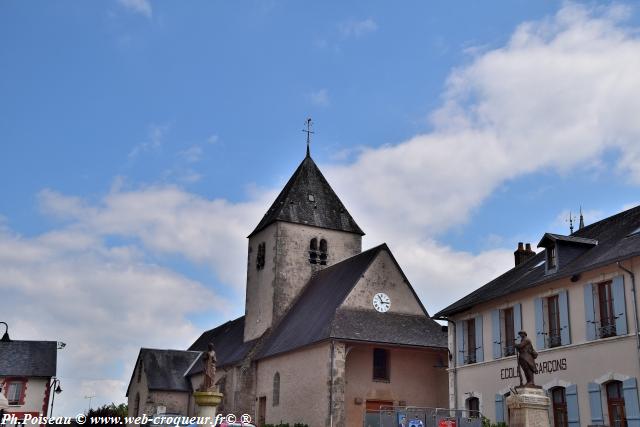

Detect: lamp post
[49, 378, 62, 417]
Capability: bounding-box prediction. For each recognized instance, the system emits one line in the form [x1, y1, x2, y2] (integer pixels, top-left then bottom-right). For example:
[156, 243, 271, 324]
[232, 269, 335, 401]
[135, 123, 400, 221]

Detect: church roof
[257, 244, 447, 359]
[248, 154, 364, 237]
[126, 348, 200, 396]
[185, 316, 256, 376]
[0, 340, 57, 377]
[435, 204, 640, 318]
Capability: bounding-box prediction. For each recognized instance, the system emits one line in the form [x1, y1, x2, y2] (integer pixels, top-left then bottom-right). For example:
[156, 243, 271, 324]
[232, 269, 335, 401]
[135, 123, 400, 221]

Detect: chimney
[514, 242, 536, 267]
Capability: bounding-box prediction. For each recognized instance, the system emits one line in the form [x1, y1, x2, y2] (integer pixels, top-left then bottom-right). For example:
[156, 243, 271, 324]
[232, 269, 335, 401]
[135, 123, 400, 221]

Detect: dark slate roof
[332, 309, 447, 348]
[248, 154, 364, 237]
[538, 233, 598, 247]
[0, 340, 57, 377]
[186, 316, 256, 376]
[435, 204, 640, 318]
[127, 349, 200, 396]
[258, 244, 446, 359]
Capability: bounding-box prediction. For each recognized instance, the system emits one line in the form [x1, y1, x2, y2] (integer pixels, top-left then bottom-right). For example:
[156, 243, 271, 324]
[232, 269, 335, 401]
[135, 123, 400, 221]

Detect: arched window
[606, 381, 627, 427]
[137, 359, 142, 383]
[309, 238, 318, 264]
[134, 393, 140, 416]
[319, 239, 328, 265]
[550, 387, 568, 427]
[466, 397, 480, 418]
[272, 372, 280, 406]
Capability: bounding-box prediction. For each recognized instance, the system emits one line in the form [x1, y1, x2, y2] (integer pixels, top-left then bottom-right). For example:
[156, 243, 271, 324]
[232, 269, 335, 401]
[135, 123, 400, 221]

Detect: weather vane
[566, 211, 577, 234]
[302, 117, 314, 156]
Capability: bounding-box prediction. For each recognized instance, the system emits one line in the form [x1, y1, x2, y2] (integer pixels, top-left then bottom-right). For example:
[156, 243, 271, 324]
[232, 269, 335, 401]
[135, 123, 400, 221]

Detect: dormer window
[547, 244, 557, 270]
[537, 233, 597, 274]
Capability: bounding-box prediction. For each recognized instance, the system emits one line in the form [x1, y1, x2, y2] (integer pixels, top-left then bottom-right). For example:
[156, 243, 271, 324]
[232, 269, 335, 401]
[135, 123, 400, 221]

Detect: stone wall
[273, 222, 361, 324]
[342, 249, 424, 315]
[255, 343, 332, 426]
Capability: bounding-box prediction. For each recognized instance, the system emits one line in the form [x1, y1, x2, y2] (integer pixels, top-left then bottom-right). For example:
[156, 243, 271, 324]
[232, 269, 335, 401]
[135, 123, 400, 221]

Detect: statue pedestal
[193, 391, 223, 427]
[506, 387, 550, 427]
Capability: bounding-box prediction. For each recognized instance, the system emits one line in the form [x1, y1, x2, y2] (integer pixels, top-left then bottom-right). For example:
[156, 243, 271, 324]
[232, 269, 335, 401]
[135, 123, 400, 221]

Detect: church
[126, 143, 448, 426]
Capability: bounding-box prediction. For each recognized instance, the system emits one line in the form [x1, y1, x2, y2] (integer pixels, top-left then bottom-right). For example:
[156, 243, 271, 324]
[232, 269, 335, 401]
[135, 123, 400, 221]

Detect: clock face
[372, 292, 391, 313]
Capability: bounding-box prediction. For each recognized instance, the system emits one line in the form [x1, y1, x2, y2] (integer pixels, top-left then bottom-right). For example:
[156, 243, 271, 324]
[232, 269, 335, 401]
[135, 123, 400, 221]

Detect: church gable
[341, 247, 425, 317]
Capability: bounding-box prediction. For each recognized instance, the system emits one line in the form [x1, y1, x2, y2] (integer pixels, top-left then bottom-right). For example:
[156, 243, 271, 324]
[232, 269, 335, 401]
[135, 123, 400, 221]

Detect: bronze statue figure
[200, 343, 217, 391]
[515, 331, 538, 387]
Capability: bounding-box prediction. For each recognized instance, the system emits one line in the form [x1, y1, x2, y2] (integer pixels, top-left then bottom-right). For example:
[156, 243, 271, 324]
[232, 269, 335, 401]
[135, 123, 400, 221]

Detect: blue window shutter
[492, 309, 501, 359]
[495, 394, 504, 423]
[559, 290, 571, 345]
[456, 321, 464, 365]
[534, 297, 545, 349]
[475, 315, 484, 363]
[584, 283, 597, 341]
[612, 275, 628, 335]
[514, 303, 522, 335]
[566, 384, 580, 427]
[623, 377, 640, 427]
[588, 382, 604, 424]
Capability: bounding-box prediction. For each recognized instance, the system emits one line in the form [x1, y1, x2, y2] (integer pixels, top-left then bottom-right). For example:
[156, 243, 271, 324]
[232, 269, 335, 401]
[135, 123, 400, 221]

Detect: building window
[466, 397, 480, 418]
[547, 244, 557, 269]
[272, 372, 280, 406]
[466, 318, 477, 364]
[319, 239, 328, 265]
[547, 295, 562, 348]
[606, 381, 627, 427]
[7, 380, 25, 405]
[256, 242, 265, 270]
[309, 238, 318, 264]
[309, 238, 328, 265]
[551, 387, 568, 427]
[373, 348, 390, 381]
[502, 307, 516, 356]
[597, 281, 616, 338]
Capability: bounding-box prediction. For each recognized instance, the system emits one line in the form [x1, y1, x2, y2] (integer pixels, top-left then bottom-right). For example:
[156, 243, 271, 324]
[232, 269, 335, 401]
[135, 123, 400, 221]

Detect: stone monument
[193, 343, 224, 427]
[506, 331, 551, 427]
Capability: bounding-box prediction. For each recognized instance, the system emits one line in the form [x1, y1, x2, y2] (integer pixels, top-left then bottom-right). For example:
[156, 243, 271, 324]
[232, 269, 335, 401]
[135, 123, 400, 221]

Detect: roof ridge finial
[302, 117, 314, 157]
[579, 205, 585, 230]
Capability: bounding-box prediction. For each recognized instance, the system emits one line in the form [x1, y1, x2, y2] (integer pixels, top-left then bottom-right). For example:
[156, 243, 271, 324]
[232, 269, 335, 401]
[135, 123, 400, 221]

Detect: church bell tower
[243, 124, 364, 342]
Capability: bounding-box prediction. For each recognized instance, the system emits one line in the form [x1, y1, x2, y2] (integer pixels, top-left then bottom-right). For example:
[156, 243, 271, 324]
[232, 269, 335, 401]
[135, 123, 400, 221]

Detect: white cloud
[0, 224, 222, 415]
[327, 3, 640, 243]
[340, 18, 378, 38]
[180, 145, 204, 163]
[117, 0, 152, 18]
[309, 89, 330, 107]
[128, 123, 169, 159]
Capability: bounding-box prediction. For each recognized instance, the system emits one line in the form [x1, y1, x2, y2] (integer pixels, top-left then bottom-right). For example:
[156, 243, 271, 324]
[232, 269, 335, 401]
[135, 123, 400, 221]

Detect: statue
[200, 343, 217, 392]
[515, 331, 538, 387]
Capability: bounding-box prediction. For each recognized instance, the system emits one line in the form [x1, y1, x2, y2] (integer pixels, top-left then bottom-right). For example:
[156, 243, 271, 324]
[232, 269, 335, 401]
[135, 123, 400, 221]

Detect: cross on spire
[303, 117, 314, 157]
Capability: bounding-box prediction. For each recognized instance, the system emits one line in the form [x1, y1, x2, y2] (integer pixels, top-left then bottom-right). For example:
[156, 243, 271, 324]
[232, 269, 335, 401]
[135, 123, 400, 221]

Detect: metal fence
[363, 406, 483, 427]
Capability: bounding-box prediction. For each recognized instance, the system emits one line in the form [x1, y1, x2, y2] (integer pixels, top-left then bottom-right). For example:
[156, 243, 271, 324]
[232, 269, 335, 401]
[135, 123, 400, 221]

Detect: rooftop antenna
[579, 206, 585, 230]
[302, 117, 314, 157]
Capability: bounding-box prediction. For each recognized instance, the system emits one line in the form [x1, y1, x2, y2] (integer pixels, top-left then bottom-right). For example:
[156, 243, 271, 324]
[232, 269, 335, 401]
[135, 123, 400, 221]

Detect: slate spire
[249, 154, 364, 237]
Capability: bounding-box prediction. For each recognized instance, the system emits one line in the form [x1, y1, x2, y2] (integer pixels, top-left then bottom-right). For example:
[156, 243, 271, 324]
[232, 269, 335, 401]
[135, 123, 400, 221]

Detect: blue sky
[2, 0, 640, 416]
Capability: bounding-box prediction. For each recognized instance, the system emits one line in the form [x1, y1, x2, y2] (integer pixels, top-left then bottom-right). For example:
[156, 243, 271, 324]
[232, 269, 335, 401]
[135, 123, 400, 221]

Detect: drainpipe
[329, 339, 335, 427]
[448, 320, 458, 411]
[617, 261, 640, 371]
